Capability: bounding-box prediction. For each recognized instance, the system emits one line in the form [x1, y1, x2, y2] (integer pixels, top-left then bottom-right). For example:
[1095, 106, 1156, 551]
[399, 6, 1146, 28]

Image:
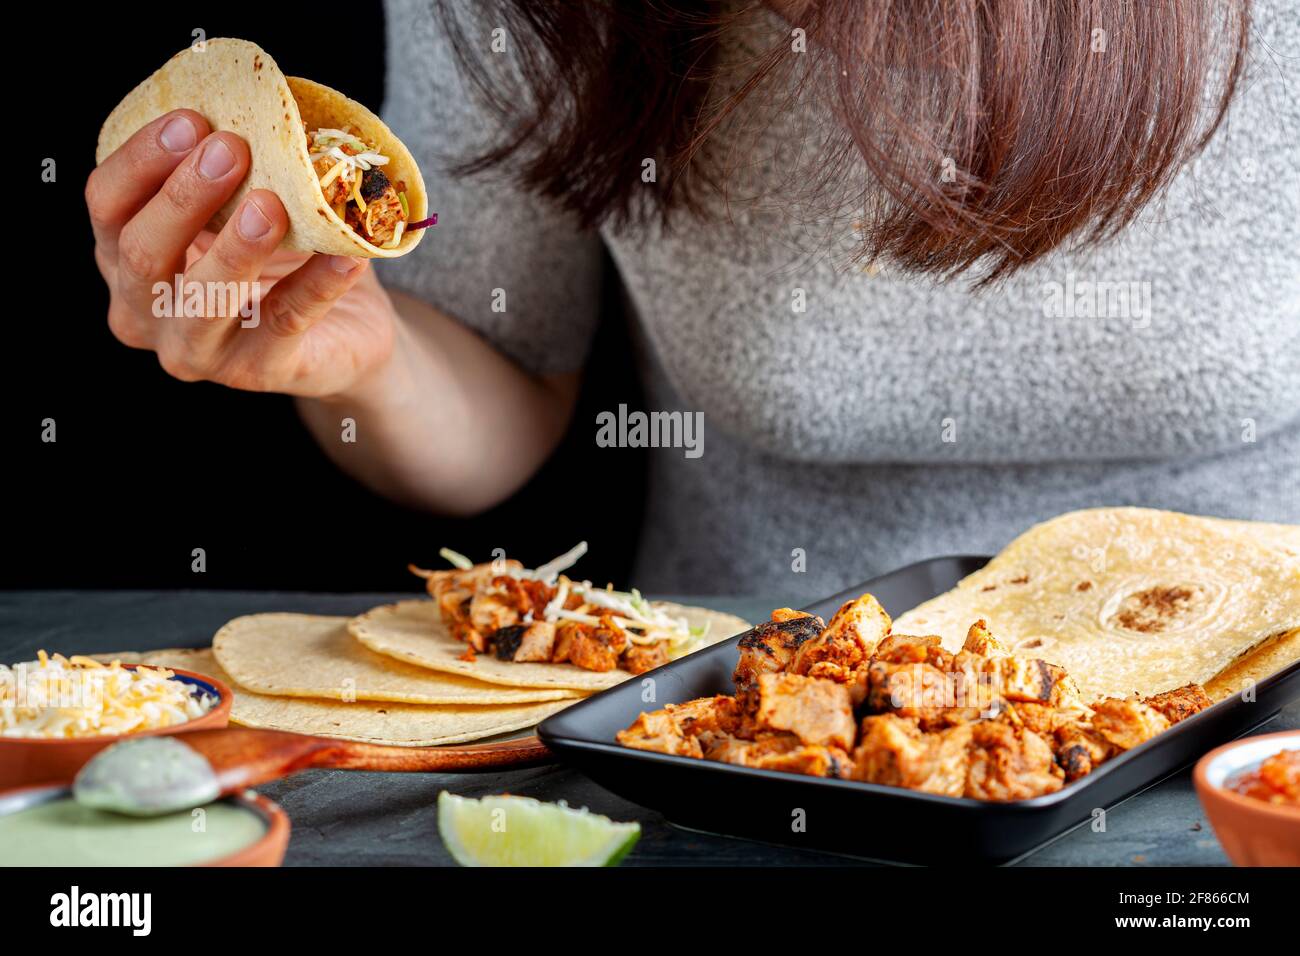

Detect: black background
[10, 1, 646, 591]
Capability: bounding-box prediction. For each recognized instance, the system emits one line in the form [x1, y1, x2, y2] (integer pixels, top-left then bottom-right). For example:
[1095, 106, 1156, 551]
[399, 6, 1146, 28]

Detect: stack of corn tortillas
[893, 508, 1300, 702]
[128, 600, 749, 748]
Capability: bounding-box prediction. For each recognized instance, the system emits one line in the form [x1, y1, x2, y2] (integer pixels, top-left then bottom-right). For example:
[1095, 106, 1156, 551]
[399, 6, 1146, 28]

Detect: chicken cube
[492, 620, 556, 662]
[469, 588, 520, 634]
[552, 617, 627, 672]
[852, 714, 972, 796]
[789, 594, 891, 680]
[622, 640, 670, 675]
[954, 651, 1075, 706]
[673, 695, 745, 738]
[1009, 701, 1066, 737]
[752, 672, 856, 749]
[864, 659, 980, 728]
[1142, 684, 1212, 724]
[964, 717, 1064, 801]
[704, 733, 851, 778]
[873, 633, 953, 669]
[961, 619, 1012, 658]
[1090, 698, 1171, 751]
[1054, 722, 1114, 781]
[616, 708, 704, 758]
[733, 616, 825, 696]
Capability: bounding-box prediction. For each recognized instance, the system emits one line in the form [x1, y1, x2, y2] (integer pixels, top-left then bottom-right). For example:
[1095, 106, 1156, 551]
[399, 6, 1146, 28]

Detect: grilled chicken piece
[436, 587, 473, 622]
[448, 619, 488, 654]
[1142, 684, 1212, 724]
[864, 659, 983, 729]
[492, 576, 555, 618]
[340, 168, 406, 246]
[1090, 698, 1171, 751]
[1009, 701, 1068, 737]
[621, 641, 670, 675]
[961, 619, 1012, 658]
[617, 708, 704, 758]
[964, 716, 1064, 801]
[616, 696, 743, 757]
[859, 634, 955, 709]
[733, 615, 825, 698]
[470, 588, 521, 635]
[753, 673, 856, 749]
[492, 621, 556, 662]
[704, 733, 852, 778]
[552, 617, 628, 672]
[789, 594, 891, 681]
[413, 560, 530, 654]
[953, 651, 1076, 706]
[313, 156, 353, 207]
[851, 714, 971, 796]
[873, 633, 953, 668]
[1054, 722, 1114, 781]
[675, 695, 745, 737]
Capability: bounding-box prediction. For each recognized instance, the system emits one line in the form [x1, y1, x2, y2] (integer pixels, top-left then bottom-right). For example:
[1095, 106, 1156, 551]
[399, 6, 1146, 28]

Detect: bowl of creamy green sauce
[0, 784, 289, 867]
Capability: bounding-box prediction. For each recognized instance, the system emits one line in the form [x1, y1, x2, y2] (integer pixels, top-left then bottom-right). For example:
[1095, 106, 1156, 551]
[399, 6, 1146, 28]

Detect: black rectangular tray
[539, 555, 1300, 864]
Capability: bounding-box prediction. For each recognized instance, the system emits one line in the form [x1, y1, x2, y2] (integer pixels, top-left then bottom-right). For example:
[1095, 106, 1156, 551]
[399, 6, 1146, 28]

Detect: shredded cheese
[319, 158, 349, 190]
[0, 654, 215, 739]
[351, 170, 367, 212]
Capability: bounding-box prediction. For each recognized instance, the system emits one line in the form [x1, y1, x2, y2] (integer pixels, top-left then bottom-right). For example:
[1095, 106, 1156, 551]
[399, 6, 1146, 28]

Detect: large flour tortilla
[96, 38, 427, 258]
[1205, 627, 1300, 701]
[141, 648, 571, 747]
[349, 600, 751, 690]
[213, 613, 581, 704]
[893, 508, 1300, 701]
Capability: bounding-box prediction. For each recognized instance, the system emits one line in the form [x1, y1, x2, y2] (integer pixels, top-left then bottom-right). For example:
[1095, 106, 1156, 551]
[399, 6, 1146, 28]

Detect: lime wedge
[437, 792, 640, 867]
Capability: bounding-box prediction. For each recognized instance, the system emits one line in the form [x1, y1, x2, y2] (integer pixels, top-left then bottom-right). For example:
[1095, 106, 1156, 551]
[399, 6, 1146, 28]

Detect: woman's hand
[88, 108, 581, 515]
[86, 108, 395, 399]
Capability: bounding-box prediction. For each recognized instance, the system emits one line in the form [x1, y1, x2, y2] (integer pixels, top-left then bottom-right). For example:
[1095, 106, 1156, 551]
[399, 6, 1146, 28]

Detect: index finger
[85, 109, 211, 258]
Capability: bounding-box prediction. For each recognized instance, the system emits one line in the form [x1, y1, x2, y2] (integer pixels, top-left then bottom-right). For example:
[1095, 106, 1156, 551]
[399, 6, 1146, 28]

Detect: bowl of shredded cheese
[0, 653, 231, 790]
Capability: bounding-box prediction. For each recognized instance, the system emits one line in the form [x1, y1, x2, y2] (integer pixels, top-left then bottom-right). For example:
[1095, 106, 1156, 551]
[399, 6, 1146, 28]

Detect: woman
[85, 0, 1298, 600]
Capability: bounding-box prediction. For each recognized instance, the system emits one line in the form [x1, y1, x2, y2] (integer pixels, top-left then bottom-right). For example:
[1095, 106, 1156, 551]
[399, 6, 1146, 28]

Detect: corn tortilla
[140, 648, 572, 746]
[1206, 627, 1300, 701]
[212, 613, 582, 704]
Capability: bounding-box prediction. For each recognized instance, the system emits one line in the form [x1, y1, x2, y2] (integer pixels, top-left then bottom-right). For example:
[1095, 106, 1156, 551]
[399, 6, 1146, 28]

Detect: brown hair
[435, 0, 1251, 285]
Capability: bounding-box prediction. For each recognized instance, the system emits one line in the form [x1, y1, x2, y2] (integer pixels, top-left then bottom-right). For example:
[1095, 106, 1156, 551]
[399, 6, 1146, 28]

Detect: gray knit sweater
[381, 0, 1300, 601]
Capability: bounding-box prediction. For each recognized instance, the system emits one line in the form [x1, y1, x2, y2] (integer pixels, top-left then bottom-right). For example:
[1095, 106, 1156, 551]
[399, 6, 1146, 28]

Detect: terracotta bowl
[0, 783, 289, 867]
[1194, 729, 1300, 867]
[0, 665, 232, 790]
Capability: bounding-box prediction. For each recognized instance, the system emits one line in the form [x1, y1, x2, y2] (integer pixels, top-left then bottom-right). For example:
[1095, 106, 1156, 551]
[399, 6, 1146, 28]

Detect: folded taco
[96, 38, 431, 258]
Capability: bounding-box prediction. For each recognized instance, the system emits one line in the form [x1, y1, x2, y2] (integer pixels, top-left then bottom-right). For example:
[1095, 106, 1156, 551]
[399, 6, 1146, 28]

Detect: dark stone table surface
[5, 590, 1293, 866]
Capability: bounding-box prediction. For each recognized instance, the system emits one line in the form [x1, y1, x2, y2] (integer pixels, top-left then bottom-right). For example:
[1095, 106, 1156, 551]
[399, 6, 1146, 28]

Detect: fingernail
[160, 116, 198, 153]
[328, 256, 362, 274]
[198, 138, 236, 180]
[237, 198, 273, 240]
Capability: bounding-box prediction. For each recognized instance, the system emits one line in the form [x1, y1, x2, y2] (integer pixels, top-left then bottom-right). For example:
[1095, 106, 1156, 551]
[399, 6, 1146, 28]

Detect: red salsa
[1226, 749, 1300, 807]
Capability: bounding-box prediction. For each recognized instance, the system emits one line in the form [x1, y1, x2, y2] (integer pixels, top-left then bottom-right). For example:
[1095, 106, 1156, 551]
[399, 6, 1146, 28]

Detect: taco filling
[410, 543, 711, 675]
[307, 125, 409, 248]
